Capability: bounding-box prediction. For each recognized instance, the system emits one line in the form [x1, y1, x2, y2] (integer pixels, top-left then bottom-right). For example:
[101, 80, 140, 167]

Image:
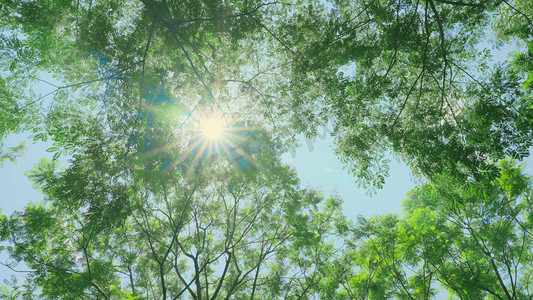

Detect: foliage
[274, 0, 533, 188]
[0, 73, 26, 166]
[0, 128, 349, 299]
[321, 158, 533, 299]
[0, 0, 532, 298]
[0, 0, 531, 188]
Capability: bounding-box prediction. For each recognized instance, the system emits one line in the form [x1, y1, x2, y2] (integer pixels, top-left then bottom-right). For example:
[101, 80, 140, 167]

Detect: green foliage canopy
[0, 0, 532, 299]
[0, 0, 531, 187]
[1, 133, 349, 299]
[319, 158, 533, 299]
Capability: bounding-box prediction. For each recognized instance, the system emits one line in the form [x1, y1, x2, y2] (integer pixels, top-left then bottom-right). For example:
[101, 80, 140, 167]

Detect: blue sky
[282, 134, 417, 218]
[0, 134, 56, 216]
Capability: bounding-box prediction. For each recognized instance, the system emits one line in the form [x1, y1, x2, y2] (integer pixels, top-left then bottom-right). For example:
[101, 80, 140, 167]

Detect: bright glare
[200, 117, 226, 140]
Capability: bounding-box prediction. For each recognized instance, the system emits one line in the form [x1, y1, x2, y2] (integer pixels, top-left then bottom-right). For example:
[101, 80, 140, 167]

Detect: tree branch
[501, 0, 533, 27]
[170, 2, 279, 26]
[141, 0, 215, 101]
[390, 69, 424, 130]
[23, 61, 142, 108]
[138, 19, 156, 116]
[434, 0, 484, 8]
[0, 261, 34, 273]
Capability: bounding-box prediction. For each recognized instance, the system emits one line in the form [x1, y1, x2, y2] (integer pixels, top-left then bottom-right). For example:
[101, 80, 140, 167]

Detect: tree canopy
[1, 0, 531, 186]
[329, 158, 533, 299]
[0, 0, 532, 298]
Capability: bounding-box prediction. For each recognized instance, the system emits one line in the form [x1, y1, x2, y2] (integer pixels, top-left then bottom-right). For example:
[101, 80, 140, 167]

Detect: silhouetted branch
[434, 0, 483, 8]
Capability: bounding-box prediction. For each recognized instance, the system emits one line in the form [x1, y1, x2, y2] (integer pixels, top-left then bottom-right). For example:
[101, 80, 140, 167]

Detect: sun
[199, 117, 226, 140]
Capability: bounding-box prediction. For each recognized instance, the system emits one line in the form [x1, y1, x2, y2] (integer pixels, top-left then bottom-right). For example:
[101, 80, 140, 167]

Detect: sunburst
[199, 116, 226, 141]
[180, 113, 257, 178]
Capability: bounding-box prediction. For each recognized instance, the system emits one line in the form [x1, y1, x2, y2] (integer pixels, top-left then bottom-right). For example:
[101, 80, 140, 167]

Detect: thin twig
[171, 2, 279, 26]
[390, 70, 424, 130]
[501, 0, 533, 27]
[23, 61, 142, 108]
[138, 19, 157, 116]
[0, 261, 35, 273]
[142, 0, 215, 101]
[434, 0, 483, 8]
